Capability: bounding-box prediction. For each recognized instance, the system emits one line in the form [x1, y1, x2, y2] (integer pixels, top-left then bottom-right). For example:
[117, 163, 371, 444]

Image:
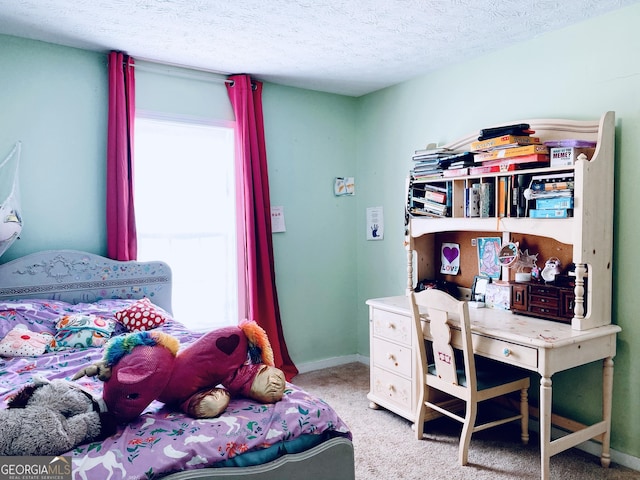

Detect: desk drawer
[371, 309, 412, 345]
[530, 294, 559, 309]
[425, 324, 538, 370]
[372, 337, 412, 377]
[371, 366, 412, 411]
[473, 335, 538, 370]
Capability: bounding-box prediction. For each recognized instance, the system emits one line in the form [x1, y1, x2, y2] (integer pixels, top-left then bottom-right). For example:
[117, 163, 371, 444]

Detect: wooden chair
[410, 288, 530, 466]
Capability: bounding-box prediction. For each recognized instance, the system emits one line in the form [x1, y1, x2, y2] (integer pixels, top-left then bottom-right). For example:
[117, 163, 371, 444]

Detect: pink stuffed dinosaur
[74, 320, 286, 423]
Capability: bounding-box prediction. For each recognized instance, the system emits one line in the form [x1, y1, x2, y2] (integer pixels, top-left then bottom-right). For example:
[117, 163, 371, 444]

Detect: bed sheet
[0, 299, 351, 480]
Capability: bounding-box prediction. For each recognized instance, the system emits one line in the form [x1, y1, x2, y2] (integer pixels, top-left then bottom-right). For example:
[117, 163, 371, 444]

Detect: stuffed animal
[74, 320, 286, 423]
[0, 378, 115, 456]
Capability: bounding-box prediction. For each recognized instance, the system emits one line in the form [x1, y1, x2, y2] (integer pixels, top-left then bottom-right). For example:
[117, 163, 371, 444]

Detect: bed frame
[0, 249, 355, 480]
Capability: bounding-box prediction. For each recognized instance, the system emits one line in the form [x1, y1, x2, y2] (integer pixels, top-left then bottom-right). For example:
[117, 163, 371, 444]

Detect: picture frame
[477, 236, 502, 279]
[471, 275, 491, 302]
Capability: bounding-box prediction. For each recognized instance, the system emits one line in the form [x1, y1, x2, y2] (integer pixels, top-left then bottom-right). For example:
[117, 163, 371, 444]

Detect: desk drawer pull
[387, 322, 396, 330]
[503, 348, 511, 357]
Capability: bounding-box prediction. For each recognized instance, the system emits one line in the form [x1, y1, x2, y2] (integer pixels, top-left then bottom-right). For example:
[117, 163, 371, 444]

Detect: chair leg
[459, 401, 477, 466]
[414, 386, 427, 440]
[520, 387, 529, 445]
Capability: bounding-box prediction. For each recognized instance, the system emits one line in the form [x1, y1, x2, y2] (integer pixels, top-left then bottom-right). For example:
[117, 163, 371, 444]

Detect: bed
[0, 249, 355, 480]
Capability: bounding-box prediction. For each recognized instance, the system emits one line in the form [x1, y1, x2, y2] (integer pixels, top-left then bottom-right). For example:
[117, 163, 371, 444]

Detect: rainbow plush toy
[74, 320, 286, 423]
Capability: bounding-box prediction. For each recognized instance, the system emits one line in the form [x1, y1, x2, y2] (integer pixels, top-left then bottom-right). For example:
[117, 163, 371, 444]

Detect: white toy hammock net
[0, 142, 23, 258]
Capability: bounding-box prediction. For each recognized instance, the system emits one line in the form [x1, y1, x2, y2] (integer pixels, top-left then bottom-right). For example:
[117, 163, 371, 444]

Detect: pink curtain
[106, 51, 137, 261]
[227, 75, 298, 381]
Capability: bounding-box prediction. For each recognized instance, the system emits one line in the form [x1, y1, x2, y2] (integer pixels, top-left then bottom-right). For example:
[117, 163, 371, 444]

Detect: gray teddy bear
[0, 377, 115, 456]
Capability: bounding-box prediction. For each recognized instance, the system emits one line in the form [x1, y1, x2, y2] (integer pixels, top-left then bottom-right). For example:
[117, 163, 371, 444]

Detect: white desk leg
[540, 375, 552, 480]
[601, 356, 614, 468]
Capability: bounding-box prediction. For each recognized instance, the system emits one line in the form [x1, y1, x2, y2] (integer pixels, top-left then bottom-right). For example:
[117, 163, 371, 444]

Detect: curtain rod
[127, 58, 234, 85]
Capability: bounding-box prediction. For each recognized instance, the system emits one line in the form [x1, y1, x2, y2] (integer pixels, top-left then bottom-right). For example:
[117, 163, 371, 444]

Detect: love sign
[440, 242, 460, 275]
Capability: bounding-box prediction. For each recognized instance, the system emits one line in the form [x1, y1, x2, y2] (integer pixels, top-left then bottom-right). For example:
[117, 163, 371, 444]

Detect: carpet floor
[292, 362, 640, 480]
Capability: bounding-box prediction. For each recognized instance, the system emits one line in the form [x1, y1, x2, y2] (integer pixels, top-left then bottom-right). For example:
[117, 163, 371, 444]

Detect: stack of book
[412, 145, 474, 180]
[469, 123, 550, 174]
[441, 151, 475, 177]
[526, 172, 574, 218]
[411, 146, 454, 180]
[409, 183, 449, 218]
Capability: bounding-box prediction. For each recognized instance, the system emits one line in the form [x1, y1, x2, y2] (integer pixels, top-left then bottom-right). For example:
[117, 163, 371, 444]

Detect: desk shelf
[406, 112, 615, 331]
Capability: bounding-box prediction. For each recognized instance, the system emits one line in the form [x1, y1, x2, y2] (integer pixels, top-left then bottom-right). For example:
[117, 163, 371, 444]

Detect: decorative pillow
[115, 297, 168, 331]
[48, 313, 116, 351]
[0, 325, 53, 357]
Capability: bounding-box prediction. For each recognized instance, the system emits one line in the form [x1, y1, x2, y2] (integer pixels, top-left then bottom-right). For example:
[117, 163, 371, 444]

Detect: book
[471, 135, 541, 152]
[529, 172, 575, 192]
[544, 139, 597, 148]
[531, 181, 574, 192]
[535, 197, 574, 210]
[478, 123, 535, 141]
[412, 188, 446, 204]
[468, 163, 520, 175]
[498, 177, 509, 217]
[512, 174, 531, 217]
[549, 147, 595, 166]
[474, 144, 549, 162]
[478, 153, 549, 168]
[411, 197, 447, 212]
[529, 208, 573, 218]
[442, 167, 469, 177]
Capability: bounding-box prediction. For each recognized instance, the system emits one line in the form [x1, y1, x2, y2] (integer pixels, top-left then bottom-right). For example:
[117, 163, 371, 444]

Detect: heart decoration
[216, 334, 240, 355]
[443, 246, 459, 264]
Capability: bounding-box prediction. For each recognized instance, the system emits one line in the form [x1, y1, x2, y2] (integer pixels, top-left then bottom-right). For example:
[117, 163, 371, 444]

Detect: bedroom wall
[0, 35, 108, 258]
[0, 34, 358, 370]
[354, 2, 640, 463]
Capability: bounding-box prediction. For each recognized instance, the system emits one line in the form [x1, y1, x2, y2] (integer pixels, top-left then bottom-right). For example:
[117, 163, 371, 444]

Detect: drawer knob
[387, 384, 395, 392]
[387, 322, 396, 330]
[387, 353, 396, 361]
[503, 348, 511, 357]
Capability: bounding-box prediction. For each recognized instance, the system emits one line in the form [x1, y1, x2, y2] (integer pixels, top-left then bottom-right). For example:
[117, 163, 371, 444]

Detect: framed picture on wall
[477, 237, 502, 279]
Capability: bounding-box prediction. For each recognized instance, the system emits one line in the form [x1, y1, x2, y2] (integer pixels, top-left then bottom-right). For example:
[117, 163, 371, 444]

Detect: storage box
[549, 147, 595, 167]
[535, 197, 574, 210]
[529, 208, 573, 218]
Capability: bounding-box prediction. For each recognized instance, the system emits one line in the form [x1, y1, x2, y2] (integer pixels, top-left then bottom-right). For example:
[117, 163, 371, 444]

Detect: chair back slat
[429, 308, 458, 385]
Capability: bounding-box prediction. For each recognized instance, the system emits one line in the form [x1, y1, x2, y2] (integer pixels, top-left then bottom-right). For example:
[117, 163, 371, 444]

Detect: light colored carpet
[292, 362, 640, 480]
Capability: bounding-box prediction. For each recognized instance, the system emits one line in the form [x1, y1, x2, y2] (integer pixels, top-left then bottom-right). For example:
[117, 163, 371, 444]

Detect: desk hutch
[367, 112, 621, 480]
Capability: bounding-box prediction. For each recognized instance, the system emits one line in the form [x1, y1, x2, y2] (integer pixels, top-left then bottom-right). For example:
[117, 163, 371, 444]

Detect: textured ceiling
[0, 0, 637, 96]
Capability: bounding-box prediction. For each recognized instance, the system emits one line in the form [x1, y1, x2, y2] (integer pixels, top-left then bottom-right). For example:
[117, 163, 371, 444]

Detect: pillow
[47, 313, 116, 351]
[0, 325, 53, 357]
[115, 297, 168, 331]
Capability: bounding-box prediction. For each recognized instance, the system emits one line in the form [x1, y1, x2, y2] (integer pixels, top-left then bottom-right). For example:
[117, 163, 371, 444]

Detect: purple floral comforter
[0, 299, 351, 480]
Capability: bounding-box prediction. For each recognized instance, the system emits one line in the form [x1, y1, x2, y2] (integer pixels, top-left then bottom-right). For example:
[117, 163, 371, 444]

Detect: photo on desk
[471, 275, 491, 302]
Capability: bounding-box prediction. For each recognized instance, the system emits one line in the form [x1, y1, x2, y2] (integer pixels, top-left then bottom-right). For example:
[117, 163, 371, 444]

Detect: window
[134, 114, 237, 331]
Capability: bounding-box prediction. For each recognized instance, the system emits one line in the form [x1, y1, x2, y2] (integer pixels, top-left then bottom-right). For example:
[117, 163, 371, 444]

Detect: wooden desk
[366, 295, 621, 480]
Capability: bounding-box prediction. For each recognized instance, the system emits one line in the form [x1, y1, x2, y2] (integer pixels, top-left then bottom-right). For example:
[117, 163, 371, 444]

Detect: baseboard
[296, 356, 640, 473]
[295, 354, 369, 374]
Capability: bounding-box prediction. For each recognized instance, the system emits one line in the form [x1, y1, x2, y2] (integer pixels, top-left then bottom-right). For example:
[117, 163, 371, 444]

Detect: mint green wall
[0, 35, 108, 260]
[262, 84, 358, 364]
[355, 3, 640, 459]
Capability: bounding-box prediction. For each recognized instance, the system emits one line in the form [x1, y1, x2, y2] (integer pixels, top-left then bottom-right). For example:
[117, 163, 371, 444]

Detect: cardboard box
[550, 147, 595, 167]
